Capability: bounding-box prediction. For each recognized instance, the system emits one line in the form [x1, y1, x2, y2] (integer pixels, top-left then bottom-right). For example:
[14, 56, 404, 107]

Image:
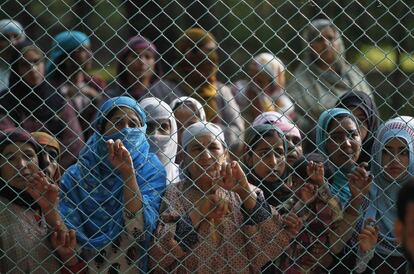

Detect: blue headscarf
[59, 96, 166, 250]
[367, 117, 414, 256]
[46, 31, 90, 75]
[316, 107, 359, 206]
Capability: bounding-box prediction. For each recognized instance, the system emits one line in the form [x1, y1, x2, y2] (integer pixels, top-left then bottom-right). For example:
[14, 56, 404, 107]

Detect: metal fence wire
[0, 0, 414, 273]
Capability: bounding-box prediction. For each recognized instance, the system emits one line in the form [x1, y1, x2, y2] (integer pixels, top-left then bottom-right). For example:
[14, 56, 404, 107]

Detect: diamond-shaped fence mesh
[0, 0, 414, 273]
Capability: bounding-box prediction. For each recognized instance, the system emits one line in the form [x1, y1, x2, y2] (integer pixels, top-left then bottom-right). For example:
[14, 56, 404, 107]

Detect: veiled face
[103, 107, 142, 135]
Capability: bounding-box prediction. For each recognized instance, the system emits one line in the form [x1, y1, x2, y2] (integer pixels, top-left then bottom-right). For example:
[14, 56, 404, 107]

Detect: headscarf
[168, 28, 219, 122]
[31, 131, 61, 183]
[251, 53, 285, 95]
[170, 96, 207, 122]
[0, 19, 25, 43]
[0, 40, 66, 123]
[59, 96, 166, 250]
[46, 31, 91, 76]
[31, 131, 60, 154]
[140, 97, 179, 184]
[181, 121, 226, 151]
[286, 19, 372, 128]
[368, 117, 414, 256]
[253, 111, 301, 138]
[243, 124, 290, 206]
[316, 107, 359, 206]
[0, 129, 44, 210]
[335, 90, 380, 166]
[117, 35, 162, 90]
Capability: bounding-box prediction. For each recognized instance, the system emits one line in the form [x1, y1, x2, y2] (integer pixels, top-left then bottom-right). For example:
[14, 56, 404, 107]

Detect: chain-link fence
[0, 0, 413, 273]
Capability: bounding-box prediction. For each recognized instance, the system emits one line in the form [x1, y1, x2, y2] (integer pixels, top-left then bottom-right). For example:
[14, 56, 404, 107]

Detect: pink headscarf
[253, 111, 301, 138]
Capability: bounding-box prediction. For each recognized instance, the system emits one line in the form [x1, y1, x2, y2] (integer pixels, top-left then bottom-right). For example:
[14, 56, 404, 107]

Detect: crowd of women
[0, 17, 412, 273]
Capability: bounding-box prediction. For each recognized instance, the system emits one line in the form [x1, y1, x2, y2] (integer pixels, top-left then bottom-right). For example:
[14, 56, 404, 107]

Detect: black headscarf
[0, 40, 65, 127]
[0, 129, 46, 210]
[335, 90, 380, 166]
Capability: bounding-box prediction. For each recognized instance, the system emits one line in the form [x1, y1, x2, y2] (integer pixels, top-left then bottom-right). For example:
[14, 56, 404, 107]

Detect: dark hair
[397, 178, 414, 223]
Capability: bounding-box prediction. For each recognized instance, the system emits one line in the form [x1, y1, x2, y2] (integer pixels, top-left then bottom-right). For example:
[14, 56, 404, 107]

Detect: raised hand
[218, 161, 249, 194]
[282, 212, 303, 236]
[190, 194, 232, 227]
[307, 161, 325, 187]
[359, 218, 379, 252]
[348, 162, 372, 203]
[26, 171, 59, 211]
[106, 139, 134, 176]
[50, 222, 78, 266]
[297, 183, 316, 203]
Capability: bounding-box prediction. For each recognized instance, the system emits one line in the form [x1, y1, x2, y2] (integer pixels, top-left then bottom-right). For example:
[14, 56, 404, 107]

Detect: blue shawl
[59, 96, 166, 250]
[367, 117, 414, 256]
[316, 107, 359, 206]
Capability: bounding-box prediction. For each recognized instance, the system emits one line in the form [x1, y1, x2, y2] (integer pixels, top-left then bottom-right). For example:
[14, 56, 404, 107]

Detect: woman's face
[72, 44, 92, 71]
[350, 106, 369, 141]
[310, 26, 341, 66]
[247, 134, 286, 182]
[382, 137, 410, 180]
[174, 105, 201, 146]
[285, 133, 303, 167]
[185, 134, 226, 191]
[18, 49, 44, 87]
[103, 107, 142, 135]
[0, 142, 39, 190]
[326, 117, 361, 171]
[125, 48, 156, 83]
[42, 145, 59, 180]
[248, 62, 285, 95]
[147, 118, 171, 136]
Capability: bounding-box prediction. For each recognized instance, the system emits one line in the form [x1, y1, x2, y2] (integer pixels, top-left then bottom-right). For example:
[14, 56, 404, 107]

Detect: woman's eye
[129, 121, 138, 128]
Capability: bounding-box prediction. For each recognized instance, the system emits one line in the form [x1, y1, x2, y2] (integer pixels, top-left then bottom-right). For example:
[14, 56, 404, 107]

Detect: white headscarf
[182, 121, 227, 151]
[252, 53, 285, 86]
[140, 97, 179, 184]
[170, 96, 207, 122]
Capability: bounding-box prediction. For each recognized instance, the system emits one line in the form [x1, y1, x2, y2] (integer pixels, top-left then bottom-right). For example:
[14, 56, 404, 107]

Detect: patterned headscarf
[368, 117, 414, 256]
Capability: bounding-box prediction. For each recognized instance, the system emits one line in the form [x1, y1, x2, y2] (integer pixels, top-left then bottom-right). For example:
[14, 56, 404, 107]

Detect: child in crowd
[281, 153, 371, 273]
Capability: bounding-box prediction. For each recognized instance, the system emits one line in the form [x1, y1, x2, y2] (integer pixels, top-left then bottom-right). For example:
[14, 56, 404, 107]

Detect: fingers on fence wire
[358, 218, 379, 253]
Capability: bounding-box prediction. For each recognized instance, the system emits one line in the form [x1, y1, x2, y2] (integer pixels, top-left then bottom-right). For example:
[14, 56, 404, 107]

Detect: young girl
[242, 124, 291, 208]
[281, 153, 371, 273]
[0, 129, 83, 273]
[362, 116, 414, 273]
[140, 97, 180, 184]
[59, 96, 166, 273]
[150, 121, 302, 273]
